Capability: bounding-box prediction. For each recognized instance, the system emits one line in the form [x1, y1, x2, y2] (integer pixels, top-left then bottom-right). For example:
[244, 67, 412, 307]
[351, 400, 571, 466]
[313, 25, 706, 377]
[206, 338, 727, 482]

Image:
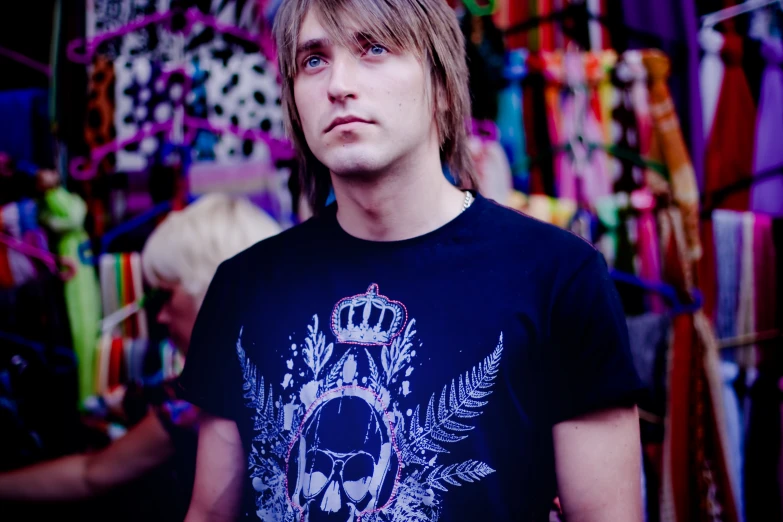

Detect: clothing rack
[503, 2, 597, 49]
[700, 162, 783, 216]
[719, 329, 783, 350]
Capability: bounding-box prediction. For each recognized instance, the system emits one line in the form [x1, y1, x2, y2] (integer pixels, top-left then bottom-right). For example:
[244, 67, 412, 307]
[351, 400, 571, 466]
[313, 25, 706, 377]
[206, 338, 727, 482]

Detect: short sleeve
[546, 249, 644, 425]
[176, 261, 244, 421]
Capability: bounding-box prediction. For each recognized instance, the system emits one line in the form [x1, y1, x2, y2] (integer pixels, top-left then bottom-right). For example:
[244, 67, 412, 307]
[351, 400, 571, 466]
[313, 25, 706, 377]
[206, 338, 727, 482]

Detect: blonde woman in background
[0, 194, 280, 521]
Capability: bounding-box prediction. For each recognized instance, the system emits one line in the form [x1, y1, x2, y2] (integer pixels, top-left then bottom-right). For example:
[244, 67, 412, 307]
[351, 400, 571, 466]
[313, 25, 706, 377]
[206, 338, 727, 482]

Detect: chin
[321, 148, 395, 177]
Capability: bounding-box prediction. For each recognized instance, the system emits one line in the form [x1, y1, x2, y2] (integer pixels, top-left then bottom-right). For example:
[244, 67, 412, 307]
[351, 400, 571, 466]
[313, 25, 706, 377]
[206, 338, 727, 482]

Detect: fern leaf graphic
[426, 460, 496, 492]
[407, 336, 503, 456]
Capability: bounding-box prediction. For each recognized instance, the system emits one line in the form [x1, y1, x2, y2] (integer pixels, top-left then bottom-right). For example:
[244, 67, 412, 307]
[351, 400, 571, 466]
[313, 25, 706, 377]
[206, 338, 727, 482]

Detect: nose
[327, 53, 358, 103]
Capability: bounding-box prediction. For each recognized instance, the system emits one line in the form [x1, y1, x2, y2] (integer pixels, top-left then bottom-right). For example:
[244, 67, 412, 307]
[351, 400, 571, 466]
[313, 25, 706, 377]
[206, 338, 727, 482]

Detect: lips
[325, 115, 371, 133]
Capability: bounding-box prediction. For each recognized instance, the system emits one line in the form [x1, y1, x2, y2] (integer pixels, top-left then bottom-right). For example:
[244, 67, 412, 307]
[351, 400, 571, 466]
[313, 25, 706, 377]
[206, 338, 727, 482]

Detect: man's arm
[0, 411, 173, 501]
[552, 405, 643, 522]
[185, 414, 245, 522]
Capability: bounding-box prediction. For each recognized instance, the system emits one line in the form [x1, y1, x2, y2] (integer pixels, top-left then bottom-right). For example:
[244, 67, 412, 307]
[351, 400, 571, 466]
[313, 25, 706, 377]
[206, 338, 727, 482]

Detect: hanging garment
[704, 33, 756, 212]
[86, 0, 175, 61]
[496, 49, 528, 185]
[750, 37, 783, 216]
[40, 187, 102, 405]
[597, 50, 618, 145]
[84, 56, 117, 176]
[619, 0, 704, 190]
[0, 202, 38, 288]
[524, 54, 557, 197]
[196, 49, 285, 163]
[661, 313, 740, 522]
[753, 215, 778, 365]
[735, 213, 756, 370]
[625, 313, 670, 424]
[720, 359, 745, 522]
[713, 210, 742, 341]
[657, 202, 740, 522]
[634, 189, 665, 314]
[643, 50, 702, 263]
[543, 51, 612, 207]
[699, 27, 725, 142]
[610, 53, 645, 193]
[99, 252, 148, 340]
[113, 58, 187, 172]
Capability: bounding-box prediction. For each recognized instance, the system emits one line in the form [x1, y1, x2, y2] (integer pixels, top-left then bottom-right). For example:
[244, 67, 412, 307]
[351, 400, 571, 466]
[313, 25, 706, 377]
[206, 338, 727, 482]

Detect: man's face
[293, 9, 438, 179]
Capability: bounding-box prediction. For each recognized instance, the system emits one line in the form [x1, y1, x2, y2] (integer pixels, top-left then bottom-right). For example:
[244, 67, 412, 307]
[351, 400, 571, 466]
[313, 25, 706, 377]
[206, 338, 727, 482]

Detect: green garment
[40, 187, 102, 406]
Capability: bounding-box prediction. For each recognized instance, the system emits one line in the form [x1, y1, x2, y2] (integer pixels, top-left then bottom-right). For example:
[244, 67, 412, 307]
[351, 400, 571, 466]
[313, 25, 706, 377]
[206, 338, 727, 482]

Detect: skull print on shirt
[237, 284, 502, 521]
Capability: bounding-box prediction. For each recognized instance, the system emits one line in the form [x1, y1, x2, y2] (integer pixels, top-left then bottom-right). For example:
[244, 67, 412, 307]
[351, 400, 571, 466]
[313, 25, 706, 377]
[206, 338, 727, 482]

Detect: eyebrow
[295, 38, 331, 61]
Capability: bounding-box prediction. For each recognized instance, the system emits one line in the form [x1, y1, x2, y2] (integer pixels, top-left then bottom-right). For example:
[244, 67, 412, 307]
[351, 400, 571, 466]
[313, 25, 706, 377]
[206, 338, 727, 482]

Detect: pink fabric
[753, 214, 777, 365]
[544, 52, 612, 207]
[634, 189, 665, 313]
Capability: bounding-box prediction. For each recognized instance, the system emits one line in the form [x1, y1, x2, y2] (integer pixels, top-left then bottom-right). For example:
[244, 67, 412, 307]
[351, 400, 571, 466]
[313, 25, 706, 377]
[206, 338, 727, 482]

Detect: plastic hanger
[610, 269, 703, 315]
[67, 6, 276, 66]
[0, 232, 76, 281]
[701, 0, 783, 29]
[0, 45, 51, 77]
[77, 200, 173, 265]
[69, 113, 295, 180]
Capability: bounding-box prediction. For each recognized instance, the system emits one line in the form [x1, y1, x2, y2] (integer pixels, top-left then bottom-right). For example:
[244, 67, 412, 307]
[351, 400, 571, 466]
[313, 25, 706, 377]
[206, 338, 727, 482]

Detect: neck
[331, 152, 466, 242]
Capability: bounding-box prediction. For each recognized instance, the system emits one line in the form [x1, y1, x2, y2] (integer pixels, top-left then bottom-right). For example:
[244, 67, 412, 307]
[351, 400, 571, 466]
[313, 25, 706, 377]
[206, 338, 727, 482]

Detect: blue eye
[367, 44, 387, 56]
[304, 56, 323, 69]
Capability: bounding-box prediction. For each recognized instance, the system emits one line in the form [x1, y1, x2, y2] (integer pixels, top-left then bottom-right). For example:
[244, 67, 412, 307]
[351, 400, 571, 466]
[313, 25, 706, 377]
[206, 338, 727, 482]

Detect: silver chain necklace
[461, 191, 474, 213]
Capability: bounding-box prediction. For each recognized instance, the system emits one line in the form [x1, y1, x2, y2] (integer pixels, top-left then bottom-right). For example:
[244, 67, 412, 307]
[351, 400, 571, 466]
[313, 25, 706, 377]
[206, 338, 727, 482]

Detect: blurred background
[0, 0, 782, 521]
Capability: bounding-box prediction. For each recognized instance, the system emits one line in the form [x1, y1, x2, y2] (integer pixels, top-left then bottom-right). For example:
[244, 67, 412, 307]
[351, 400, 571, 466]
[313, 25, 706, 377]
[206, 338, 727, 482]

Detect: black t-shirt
[178, 192, 643, 522]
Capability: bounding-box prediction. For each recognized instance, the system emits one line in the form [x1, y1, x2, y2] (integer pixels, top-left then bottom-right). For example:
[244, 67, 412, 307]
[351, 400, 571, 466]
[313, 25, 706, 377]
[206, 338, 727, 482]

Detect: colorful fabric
[643, 50, 702, 263]
[750, 37, 783, 217]
[40, 187, 102, 404]
[703, 33, 756, 212]
[699, 27, 725, 142]
[658, 202, 740, 522]
[542, 51, 612, 207]
[713, 210, 742, 341]
[84, 56, 117, 175]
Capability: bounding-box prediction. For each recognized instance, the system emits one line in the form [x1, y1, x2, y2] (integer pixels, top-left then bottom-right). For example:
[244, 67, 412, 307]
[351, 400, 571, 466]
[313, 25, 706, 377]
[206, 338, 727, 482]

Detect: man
[179, 0, 644, 521]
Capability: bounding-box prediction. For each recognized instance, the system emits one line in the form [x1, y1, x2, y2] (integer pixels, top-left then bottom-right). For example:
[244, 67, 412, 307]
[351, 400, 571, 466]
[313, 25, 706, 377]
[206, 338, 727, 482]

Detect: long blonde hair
[273, 0, 478, 213]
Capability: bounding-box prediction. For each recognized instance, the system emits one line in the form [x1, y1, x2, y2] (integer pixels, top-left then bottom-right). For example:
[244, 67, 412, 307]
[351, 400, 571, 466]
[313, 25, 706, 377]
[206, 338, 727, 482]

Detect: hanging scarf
[611, 53, 644, 193]
[704, 32, 756, 212]
[750, 37, 783, 216]
[658, 207, 740, 522]
[643, 50, 702, 263]
[699, 27, 725, 142]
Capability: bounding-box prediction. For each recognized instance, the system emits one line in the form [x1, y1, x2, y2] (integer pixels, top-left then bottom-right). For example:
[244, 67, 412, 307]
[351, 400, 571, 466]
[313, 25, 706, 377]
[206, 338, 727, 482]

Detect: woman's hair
[141, 194, 281, 301]
[273, 0, 478, 213]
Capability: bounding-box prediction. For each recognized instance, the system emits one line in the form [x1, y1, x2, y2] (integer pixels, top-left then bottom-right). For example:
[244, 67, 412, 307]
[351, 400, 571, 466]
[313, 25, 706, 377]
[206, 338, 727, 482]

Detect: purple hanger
[67, 7, 277, 66]
[68, 60, 294, 180]
[0, 232, 76, 281]
[0, 45, 51, 77]
[69, 115, 294, 180]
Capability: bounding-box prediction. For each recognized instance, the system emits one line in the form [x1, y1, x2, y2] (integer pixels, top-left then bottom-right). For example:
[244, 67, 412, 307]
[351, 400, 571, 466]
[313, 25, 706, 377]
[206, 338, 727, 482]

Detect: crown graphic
[330, 284, 407, 346]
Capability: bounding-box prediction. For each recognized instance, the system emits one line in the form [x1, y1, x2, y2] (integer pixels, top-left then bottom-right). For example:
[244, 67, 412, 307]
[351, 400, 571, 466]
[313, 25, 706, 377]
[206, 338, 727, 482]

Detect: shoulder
[477, 197, 599, 270]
